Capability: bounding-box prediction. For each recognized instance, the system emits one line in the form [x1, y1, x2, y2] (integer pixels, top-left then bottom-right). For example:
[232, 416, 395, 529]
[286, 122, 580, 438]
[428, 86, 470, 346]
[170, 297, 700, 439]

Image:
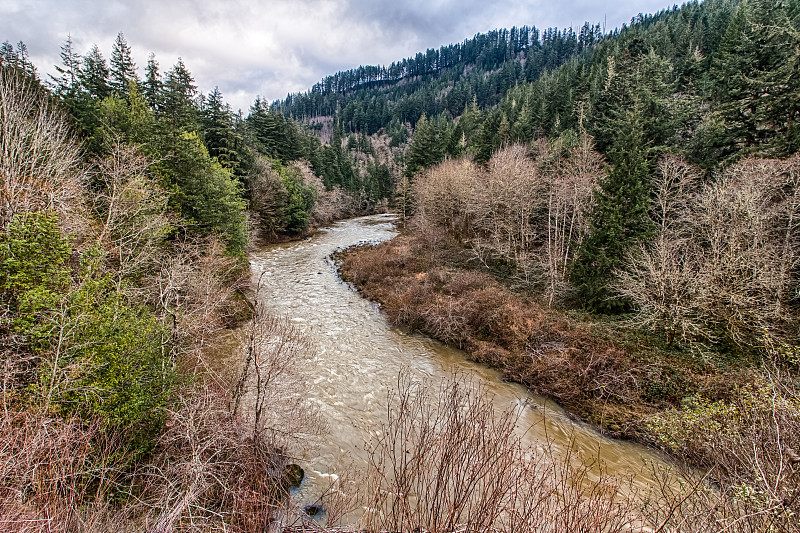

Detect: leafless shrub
[353, 372, 639, 533]
[694, 155, 800, 345]
[0, 66, 86, 233]
[231, 296, 320, 448]
[91, 138, 172, 280]
[0, 411, 127, 532]
[150, 236, 246, 371]
[412, 157, 480, 240]
[137, 381, 288, 533]
[409, 139, 601, 301]
[294, 161, 360, 226]
[617, 154, 800, 347]
[614, 156, 706, 344]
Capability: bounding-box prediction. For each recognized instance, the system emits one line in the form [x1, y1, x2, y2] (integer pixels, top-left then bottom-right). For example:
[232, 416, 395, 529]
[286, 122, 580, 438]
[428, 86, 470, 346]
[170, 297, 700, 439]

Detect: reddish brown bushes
[338, 233, 662, 434]
[0, 411, 126, 532]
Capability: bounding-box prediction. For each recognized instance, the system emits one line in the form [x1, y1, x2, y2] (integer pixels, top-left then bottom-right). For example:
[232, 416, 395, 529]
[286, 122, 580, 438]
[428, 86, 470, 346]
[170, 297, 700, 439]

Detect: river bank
[335, 229, 759, 443]
[244, 214, 673, 516]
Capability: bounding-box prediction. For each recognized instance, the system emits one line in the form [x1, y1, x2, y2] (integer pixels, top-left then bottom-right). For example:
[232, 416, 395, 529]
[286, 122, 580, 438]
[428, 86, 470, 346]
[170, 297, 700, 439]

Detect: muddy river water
[246, 214, 669, 517]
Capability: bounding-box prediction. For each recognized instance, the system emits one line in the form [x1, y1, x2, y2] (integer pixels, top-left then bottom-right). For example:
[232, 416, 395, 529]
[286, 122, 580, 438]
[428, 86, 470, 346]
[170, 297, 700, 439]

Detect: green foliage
[202, 86, 242, 174]
[405, 114, 443, 176]
[1, 212, 174, 458]
[709, 0, 800, 161]
[47, 273, 173, 457]
[109, 32, 138, 96]
[0, 212, 72, 335]
[163, 132, 248, 255]
[279, 164, 315, 234]
[96, 82, 156, 145]
[159, 58, 200, 132]
[571, 108, 656, 312]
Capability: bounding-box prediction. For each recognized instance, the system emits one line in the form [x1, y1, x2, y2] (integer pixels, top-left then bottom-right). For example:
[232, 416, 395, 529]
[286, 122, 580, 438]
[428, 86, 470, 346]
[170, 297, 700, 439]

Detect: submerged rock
[303, 504, 323, 516]
[282, 464, 304, 488]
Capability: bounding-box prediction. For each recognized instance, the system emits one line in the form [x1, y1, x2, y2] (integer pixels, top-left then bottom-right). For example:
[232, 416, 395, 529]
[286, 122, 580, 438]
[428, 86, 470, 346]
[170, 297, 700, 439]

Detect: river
[246, 214, 668, 519]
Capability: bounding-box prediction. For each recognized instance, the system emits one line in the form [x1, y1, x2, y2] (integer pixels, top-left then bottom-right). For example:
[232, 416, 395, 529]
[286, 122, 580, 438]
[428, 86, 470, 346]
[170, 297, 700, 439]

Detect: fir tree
[143, 53, 162, 110]
[50, 35, 81, 98]
[202, 86, 241, 173]
[79, 44, 110, 99]
[571, 103, 656, 312]
[109, 32, 138, 96]
[405, 114, 442, 176]
[159, 58, 199, 131]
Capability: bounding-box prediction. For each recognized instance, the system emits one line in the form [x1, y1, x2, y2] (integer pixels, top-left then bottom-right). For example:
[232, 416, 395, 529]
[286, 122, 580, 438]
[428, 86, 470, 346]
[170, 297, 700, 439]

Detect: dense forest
[1, 0, 799, 531]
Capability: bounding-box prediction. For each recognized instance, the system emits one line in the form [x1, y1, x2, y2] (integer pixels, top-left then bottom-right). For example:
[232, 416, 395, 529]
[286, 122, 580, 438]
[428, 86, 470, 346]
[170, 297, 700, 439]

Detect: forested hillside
[337, 1, 800, 530]
[2, 0, 800, 530]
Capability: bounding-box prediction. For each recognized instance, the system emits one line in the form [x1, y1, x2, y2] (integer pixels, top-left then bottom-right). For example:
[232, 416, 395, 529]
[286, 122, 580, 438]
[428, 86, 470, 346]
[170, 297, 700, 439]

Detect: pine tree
[143, 53, 162, 109]
[405, 114, 442, 176]
[159, 58, 199, 131]
[710, 0, 800, 160]
[571, 103, 656, 312]
[79, 44, 110, 99]
[202, 86, 241, 173]
[109, 32, 138, 96]
[50, 35, 81, 98]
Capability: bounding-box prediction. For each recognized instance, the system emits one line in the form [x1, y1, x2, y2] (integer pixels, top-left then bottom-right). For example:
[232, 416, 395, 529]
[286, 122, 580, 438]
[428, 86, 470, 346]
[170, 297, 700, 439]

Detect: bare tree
[541, 134, 603, 304]
[150, 236, 246, 371]
[617, 154, 800, 347]
[0, 66, 85, 233]
[354, 372, 639, 533]
[92, 138, 172, 281]
[614, 156, 706, 343]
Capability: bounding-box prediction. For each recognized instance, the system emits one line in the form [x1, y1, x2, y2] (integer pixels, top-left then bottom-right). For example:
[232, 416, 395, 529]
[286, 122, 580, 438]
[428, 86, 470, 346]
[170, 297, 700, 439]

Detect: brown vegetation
[0, 68, 85, 233]
[337, 231, 746, 436]
[334, 373, 641, 533]
[410, 139, 601, 304]
[616, 155, 800, 348]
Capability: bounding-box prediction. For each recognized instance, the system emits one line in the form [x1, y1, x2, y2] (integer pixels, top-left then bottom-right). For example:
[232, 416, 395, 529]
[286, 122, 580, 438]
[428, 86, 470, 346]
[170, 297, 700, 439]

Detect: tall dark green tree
[109, 32, 138, 96]
[405, 114, 442, 176]
[159, 58, 199, 132]
[571, 104, 656, 312]
[143, 53, 163, 109]
[79, 44, 110, 100]
[709, 0, 800, 160]
[50, 35, 81, 99]
[202, 87, 241, 173]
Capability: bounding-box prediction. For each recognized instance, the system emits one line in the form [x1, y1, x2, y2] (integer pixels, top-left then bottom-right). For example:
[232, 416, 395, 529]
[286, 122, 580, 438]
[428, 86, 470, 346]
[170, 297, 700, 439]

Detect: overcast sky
[1, 0, 675, 112]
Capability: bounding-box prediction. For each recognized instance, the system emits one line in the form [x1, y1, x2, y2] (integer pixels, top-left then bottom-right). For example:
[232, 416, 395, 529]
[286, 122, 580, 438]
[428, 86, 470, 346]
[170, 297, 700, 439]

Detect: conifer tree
[202, 86, 241, 173]
[405, 114, 442, 176]
[51, 35, 81, 98]
[79, 44, 110, 99]
[159, 58, 199, 131]
[571, 103, 656, 312]
[710, 0, 800, 160]
[143, 53, 162, 109]
[109, 32, 138, 96]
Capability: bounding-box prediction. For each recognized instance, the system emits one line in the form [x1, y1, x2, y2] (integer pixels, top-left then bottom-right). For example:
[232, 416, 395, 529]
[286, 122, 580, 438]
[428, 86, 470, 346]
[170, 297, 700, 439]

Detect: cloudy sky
[1, 0, 673, 112]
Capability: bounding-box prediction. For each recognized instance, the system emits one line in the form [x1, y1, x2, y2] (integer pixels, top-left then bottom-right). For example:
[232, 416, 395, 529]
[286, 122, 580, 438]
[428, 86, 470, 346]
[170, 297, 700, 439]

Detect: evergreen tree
[109, 32, 138, 96]
[165, 132, 247, 254]
[0, 41, 37, 76]
[159, 58, 199, 132]
[405, 114, 442, 176]
[571, 104, 656, 312]
[50, 35, 81, 98]
[143, 53, 163, 109]
[202, 86, 241, 173]
[79, 44, 110, 99]
[710, 0, 800, 160]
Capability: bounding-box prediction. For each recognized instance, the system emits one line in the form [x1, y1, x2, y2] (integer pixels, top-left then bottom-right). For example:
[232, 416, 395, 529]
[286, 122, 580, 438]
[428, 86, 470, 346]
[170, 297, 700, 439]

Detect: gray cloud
[1, 0, 672, 112]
